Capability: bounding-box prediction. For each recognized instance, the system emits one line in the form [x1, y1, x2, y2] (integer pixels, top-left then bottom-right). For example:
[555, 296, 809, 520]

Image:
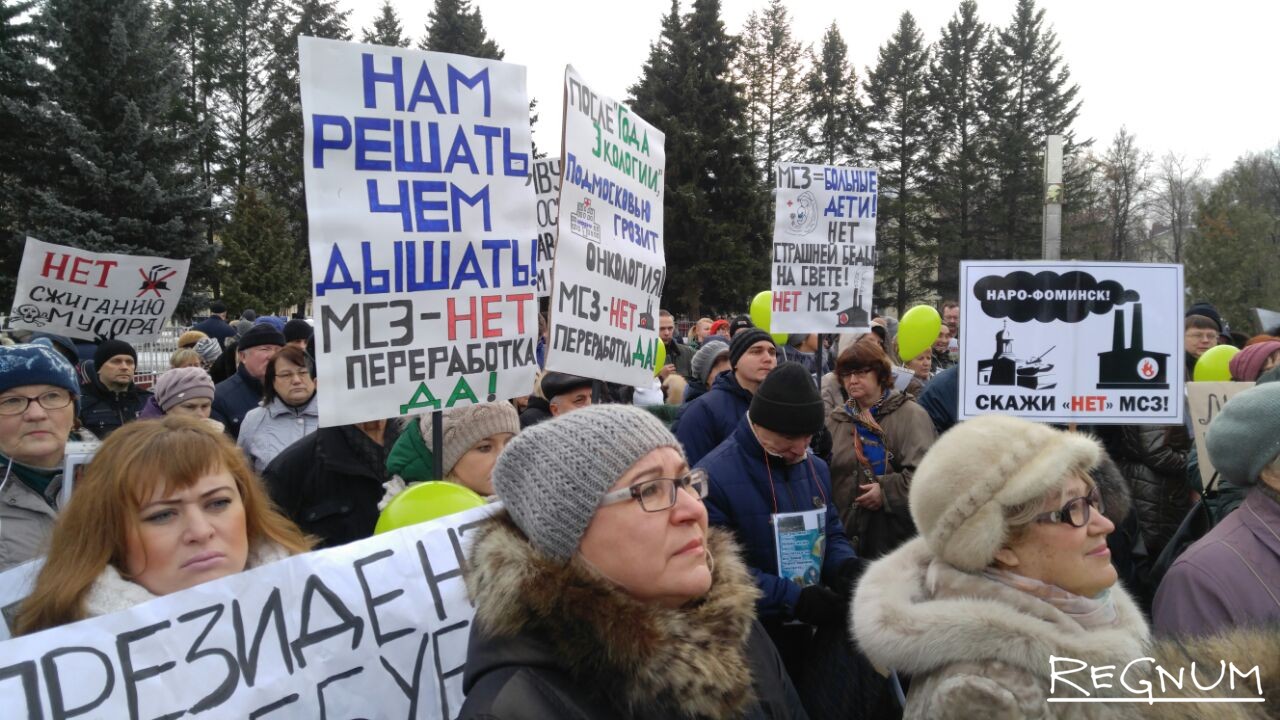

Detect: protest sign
[528, 157, 561, 298]
[0, 560, 42, 642]
[545, 66, 666, 388]
[1186, 381, 1255, 487]
[300, 37, 540, 427]
[958, 261, 1184, 424]
[771, 163, 878, 333]
[7, 237, 190, 343]
[0, 504, 496, 719]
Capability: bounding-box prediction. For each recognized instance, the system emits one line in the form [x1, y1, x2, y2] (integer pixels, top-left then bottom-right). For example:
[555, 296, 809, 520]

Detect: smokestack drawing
[1130, 303, 1144, 352]
[1112, 309, 1125, 352]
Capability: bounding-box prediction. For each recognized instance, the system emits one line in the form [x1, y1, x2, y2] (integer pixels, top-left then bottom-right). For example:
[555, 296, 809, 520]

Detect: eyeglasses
[598, 469, 709, 512]
[1035, 487, 1104, 528]
[0, 390, 74, 416]
[275, 370, 311, 382]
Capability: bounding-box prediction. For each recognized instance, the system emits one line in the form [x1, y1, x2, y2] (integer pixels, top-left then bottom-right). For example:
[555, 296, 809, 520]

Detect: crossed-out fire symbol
[137, 265, 177, 298]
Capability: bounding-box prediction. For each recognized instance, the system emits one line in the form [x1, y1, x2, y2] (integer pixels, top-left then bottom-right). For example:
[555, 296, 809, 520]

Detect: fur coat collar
[465, 511, 762, 718]
[853, 537, 1150, 680]
[84, 541, 291, 619]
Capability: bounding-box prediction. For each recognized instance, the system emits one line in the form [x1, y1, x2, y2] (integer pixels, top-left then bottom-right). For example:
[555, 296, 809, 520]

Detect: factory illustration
[1097, 302, 1169, 389]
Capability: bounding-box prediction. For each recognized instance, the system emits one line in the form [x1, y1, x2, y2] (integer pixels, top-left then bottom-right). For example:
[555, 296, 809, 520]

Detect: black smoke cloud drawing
[972, 271, 1140, 323]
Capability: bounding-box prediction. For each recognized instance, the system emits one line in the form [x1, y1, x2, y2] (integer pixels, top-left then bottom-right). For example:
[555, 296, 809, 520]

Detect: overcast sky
[338, 0, 1278, 179]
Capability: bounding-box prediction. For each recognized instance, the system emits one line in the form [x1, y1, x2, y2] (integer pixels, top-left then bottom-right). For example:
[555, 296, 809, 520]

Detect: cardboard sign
[300, 37, 540, 427]
[528, 157, 561, 298]
[0, 504, 496, 719]
[545, 66, 666, 388]
[958, 261, 1185, 425]
[8, 237, 190, 343]
[1186, 381, 1255, 487]
[771, 163, 878, 333]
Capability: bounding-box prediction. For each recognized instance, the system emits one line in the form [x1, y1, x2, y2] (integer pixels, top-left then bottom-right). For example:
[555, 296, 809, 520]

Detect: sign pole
[1042, 135, 1063, 260]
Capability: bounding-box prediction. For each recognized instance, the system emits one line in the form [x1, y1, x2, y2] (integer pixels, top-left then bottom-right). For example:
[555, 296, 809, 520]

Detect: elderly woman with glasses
[459, 405, 805, 719]
[852, 415, 1153, 716]
[236, 346, 319, 473]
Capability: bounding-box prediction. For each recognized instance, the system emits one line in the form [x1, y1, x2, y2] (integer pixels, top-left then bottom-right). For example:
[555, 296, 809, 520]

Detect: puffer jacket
[211, 364, 264, 439]
[236, 394, 320, 473]
[77, 374, 151, 439]
[673, 370, 753, 465]
[385, 416, 435, 482]
[826, 390, 936, 559]
[854, 537, 1279, 719]
[0, 458, 63, 571]
[458, 512, 807, 720]
[1097, 424, 1191, 558]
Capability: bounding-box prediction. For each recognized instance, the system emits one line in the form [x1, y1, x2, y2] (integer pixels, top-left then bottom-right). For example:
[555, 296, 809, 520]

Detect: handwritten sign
[0, 504, 495, 719]
[959, 261, 1185, 425]
[8, 237, 190, 343]
[1186, 381, 1255, 487]
[300, 37, 540, 427]
[545, 66, 666, 388]
[771, 163, 878, 333]
[528, 158, 560, 298]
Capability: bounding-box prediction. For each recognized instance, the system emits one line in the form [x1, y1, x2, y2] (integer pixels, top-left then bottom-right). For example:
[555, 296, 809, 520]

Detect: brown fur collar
[853, 537, 1150, 678]
[466, 511, 762, 718]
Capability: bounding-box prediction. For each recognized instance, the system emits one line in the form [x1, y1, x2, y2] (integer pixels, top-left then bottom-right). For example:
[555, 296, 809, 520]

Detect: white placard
[300, 37, 540, 427]
[959, 261, 1185, 425]
[1187, 381, 1255, 487]
[771, 164, 878, 333]
[528, 157, 560, 298]
[8, 237, 190, 343]
[0, 504, 496, 719]
[545, 66, 666, 387]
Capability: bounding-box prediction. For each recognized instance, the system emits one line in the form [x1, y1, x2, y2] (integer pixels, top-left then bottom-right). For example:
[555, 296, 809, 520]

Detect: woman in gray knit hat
[458, 404, 805, 720]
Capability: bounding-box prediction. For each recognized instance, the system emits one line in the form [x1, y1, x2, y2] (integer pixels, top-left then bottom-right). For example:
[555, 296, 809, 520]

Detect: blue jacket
[916, 366, 958, 435]
[673, 370, 752, 464]
[211, 364, 264, 440]
[191, 316, 238, 348]
[697, 417, 857, 619]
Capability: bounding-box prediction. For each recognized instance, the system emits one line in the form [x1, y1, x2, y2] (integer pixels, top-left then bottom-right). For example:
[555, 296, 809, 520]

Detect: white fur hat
[909, 414, 1102, 572]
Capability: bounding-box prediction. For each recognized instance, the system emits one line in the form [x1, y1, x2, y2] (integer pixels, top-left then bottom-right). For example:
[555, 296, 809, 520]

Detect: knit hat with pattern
[420, 402, 520, 478]
[492, 404, 685, 563]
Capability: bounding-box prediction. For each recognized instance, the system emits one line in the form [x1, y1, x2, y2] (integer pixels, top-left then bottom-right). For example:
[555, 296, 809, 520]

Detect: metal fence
[0, 317, 186, 388]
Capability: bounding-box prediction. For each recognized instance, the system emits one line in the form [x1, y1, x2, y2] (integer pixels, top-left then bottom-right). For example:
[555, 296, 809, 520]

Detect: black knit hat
[728, 314, 753, 337]
[749, 362, 824, 437]
[284, 319, 313, 343]
[730, 328, 775, 368]
[237, 323, 286, 351]
[93, 339, 137, 368]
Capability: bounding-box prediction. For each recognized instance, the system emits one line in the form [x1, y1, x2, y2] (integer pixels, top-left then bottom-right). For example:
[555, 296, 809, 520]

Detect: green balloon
[1193, 344, 1239, 382]
[750, 290, 773, 332]
[898, 305, 942, 361]
[375, 481, 486, 534]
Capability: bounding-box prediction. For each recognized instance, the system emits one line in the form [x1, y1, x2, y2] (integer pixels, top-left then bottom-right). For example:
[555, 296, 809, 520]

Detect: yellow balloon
[653, 339, 667, 377]
[374, 481, 486, 534]
[771, 332, 790, 345]
[897, 305, 942, 361]
[1193, 344, 1239, 382]
[750, 291, 773, 332]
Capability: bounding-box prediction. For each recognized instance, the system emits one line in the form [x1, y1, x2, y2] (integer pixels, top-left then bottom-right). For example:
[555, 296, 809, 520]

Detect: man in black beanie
[79, 338, 152, 438]
[673, 327, 777, 464]
[696, 362, 861, 684]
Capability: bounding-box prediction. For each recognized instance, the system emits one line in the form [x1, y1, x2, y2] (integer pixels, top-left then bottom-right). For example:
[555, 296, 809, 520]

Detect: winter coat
[211, 364, 264, 440]
[665, 339, 696, 383]
[236, 394, 320, 473]
[826, 391, 936, 559]
[697, 417, 856, 619]
[458, 512, 807, 720]
[915, 366, 959, 435]
[385, 416, 436, 482]
[190, 316, 238, 349]
[1098, 424, 1191, 558]
[518, 396, 552, 429]
[819, 372, 844, 418]
[77, 375, 151, 439]
[854, 537, 1280, 718]
[261, 423, 400, 549]
[82, 542, 290, 618]
[674, 370, 753, 465]
[1152, 486, 1280, 637]
[0, 460, 63, 571]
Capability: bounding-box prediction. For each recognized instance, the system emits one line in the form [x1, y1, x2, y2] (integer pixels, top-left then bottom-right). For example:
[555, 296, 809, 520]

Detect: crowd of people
[0, 296, 1277, 718]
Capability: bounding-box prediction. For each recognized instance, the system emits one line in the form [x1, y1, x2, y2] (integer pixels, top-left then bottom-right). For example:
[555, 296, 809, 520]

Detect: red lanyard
[762, 448, 827, 515]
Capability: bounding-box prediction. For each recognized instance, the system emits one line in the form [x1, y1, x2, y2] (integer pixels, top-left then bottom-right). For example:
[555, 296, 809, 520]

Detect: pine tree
[736, 0, 806, 184]
[924, 0, 992, 296]
[0, 0, 42, 303]
[362, 0, 408, 48]
[6, 0, 211, 307]
[419, 0, 502, 59]
[984, 0, 1082, 259]
[218, 185, 310, 312]
[630, 0, 765, 316]
[864, 12, 932, 314]
[800, 22, 863, 166]
[216, 0, 275, 192]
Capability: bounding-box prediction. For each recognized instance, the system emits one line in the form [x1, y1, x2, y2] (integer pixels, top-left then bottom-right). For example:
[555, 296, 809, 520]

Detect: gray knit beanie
[154, 366, 216, 411]
[691, 340, 729, 385]
[420, 402, 520, 477]
[492, 404, 685, 562]
[1206, 382, 1280, 486]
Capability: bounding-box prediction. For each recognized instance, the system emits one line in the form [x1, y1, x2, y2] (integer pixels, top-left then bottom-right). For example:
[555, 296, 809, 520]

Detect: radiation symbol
[785, 191, 820, 236]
